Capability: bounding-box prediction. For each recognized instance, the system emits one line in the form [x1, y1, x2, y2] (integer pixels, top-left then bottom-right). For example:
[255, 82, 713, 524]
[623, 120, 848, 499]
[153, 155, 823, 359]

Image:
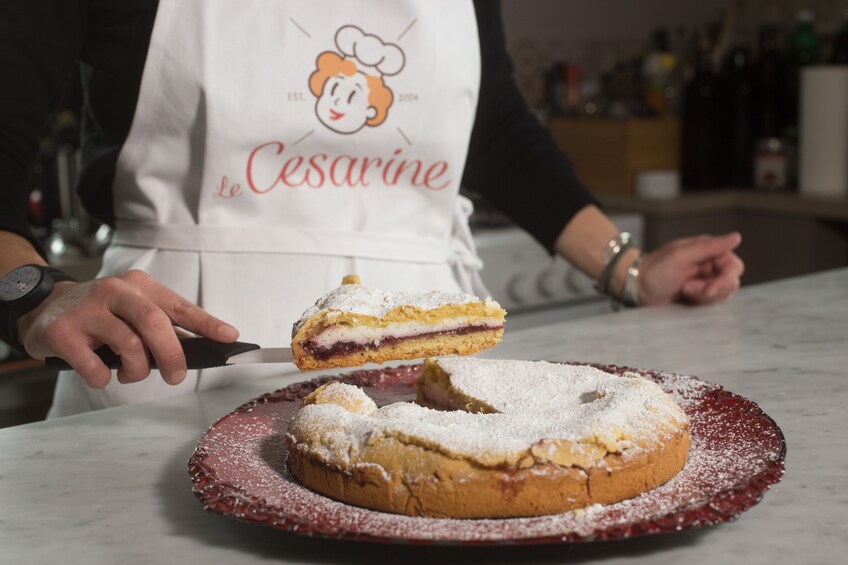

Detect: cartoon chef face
[309, 26, 405, 135]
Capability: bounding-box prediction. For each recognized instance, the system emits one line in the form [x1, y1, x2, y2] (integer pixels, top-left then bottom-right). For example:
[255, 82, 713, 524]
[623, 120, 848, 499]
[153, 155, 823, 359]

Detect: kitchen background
[3, 0, 848, 426]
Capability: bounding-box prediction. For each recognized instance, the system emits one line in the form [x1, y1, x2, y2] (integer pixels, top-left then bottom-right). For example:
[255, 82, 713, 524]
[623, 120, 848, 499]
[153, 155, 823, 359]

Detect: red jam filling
[303, 324, 503, 360]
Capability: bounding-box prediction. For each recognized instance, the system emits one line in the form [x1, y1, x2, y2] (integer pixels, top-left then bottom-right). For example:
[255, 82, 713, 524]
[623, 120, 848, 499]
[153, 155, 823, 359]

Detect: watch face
[0, 265, 43, 302]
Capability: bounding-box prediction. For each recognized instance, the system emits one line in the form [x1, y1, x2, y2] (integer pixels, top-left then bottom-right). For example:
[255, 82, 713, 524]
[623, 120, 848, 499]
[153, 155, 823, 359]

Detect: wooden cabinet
[547, 118, 680, 195]
[602, 190, 848, 285]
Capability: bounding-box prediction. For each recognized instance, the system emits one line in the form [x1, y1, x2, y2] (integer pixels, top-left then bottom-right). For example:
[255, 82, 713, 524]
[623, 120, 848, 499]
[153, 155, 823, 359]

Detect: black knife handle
[44, 337, 260, 370]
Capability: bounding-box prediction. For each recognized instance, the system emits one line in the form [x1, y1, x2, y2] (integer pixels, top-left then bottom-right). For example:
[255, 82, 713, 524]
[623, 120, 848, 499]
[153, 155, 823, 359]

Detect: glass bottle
[754, 24, 787, 191]
[783, 11, 822, 134]
[724, 46, 755, 187]
[681, 32, 723, 189]
[756, 25, 783, 139]
[832, 9, 848, 64]
[754, 137, 788, 190]
[642, 29, 678, 116]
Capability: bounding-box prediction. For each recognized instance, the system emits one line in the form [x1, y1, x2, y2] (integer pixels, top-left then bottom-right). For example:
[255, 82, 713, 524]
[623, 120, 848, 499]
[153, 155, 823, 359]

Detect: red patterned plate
[188, 363, 785, 544]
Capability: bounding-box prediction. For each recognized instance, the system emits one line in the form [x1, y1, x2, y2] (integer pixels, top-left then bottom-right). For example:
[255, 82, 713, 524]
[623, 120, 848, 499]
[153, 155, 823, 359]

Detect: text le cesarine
[213, 175, 242, 199]
[243, 142, 451, 193]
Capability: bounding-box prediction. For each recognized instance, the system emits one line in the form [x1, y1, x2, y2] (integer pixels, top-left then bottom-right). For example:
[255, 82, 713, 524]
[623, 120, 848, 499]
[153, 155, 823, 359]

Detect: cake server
[45, 336, 294, 370]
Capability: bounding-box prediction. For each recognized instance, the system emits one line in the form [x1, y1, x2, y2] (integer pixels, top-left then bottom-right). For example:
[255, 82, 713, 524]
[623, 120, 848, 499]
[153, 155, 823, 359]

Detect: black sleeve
[74, 0, 157, 228]
[0, 0, 87, 257]
[0, 1, 156, 258]
[463, 0, 598, 252]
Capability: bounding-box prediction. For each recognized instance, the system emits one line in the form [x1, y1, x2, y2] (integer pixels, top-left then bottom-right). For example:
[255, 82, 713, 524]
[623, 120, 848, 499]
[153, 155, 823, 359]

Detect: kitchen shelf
[599, 188, 848, 287]
[599, 189, 848, 222]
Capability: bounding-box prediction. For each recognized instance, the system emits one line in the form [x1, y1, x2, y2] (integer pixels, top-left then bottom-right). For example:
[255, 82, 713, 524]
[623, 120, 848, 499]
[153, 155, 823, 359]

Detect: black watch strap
[0, 265, 77, 349]
[39, 267, 78, 284]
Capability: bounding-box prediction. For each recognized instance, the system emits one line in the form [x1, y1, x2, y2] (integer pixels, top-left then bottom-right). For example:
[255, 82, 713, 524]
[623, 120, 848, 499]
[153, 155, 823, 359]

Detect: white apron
[49, 0, 484, 417]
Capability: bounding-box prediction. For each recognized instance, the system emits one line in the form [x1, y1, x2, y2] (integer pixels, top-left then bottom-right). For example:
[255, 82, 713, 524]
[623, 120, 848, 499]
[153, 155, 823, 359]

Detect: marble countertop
[2, 269, 846, 564]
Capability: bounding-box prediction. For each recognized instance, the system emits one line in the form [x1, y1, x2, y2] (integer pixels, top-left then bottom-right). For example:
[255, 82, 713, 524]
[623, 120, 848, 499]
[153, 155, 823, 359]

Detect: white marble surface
[1, 269, 847, 564]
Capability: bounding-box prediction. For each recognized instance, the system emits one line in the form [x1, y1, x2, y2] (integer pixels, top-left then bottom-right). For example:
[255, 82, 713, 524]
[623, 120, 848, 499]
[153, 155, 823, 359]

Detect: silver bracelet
[594, 232, 632, 296]
[622, 252, 643, 308]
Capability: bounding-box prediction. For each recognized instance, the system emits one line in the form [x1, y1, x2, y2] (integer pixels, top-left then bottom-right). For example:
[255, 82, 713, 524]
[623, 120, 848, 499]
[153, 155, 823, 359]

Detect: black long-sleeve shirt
[0, 0, 596, 257]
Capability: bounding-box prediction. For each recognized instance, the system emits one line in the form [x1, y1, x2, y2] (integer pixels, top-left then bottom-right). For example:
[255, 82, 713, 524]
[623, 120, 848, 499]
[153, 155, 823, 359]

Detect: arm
[463, 1, 598, 251]
[554, 206, 744, 305]
[0, 1, 238, 387]
[467, 1, 743, 305]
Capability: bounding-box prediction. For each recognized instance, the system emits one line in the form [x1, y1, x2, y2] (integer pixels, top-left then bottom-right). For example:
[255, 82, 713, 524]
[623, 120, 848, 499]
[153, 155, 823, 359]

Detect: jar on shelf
[753, 137, 788, 190]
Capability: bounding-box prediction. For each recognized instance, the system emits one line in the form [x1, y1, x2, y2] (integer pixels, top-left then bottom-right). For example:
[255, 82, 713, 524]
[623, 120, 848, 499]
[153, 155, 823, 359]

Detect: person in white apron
[0, 1, 745, 418]
[54, 1, 489, 416]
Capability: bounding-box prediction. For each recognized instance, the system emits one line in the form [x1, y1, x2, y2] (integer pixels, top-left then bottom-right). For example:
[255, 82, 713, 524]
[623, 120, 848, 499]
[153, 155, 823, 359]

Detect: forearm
[462, 2, 599, 251]
[553, 204, 640, 300]
[0, 230, 47, 276]
[3, 228, 239, 385]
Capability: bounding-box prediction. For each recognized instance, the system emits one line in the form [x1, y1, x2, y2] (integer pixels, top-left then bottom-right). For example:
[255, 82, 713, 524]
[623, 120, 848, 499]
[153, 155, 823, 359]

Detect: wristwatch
[0, 264, 76, 348]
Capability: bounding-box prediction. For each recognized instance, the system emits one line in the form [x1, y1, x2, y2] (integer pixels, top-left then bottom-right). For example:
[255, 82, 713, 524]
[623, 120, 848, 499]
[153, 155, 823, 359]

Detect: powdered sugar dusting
[291, 282, 501, 337]
[288, 358, 687, 467]
[189, 364, 786, 544]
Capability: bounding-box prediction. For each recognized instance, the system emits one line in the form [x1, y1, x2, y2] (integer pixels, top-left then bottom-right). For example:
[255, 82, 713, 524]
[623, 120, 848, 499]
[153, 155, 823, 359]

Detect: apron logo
[214, 20, 453, 197]
[308, 26, 405, 134]
[212, 175, 242, 199]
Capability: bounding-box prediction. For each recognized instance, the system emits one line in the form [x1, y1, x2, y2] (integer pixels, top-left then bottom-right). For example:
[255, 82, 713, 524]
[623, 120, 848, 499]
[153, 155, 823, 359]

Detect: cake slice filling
[303, 322, 505, 360]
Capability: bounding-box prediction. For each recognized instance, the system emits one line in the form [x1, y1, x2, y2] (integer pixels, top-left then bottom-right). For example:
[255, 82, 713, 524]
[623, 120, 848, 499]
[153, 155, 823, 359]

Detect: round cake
[286, 357, 691, 519]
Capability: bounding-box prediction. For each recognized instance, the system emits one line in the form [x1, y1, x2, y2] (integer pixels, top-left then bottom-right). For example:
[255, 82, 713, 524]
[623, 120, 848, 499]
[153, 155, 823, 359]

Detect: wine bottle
[783, 11, 822, 134]
[724, 46, 755, 187]
[756, 25, 783, 139]
[681, 32, 724, 189]
[832, 9, 848, 64]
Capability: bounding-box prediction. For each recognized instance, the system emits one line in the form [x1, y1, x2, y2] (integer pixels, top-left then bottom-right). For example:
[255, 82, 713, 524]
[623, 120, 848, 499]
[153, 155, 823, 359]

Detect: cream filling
[311, 317, 502, 349]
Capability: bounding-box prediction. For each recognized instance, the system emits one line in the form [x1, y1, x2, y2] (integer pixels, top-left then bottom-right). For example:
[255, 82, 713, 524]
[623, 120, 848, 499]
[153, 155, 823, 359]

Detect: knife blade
[44, 336, 293, 370]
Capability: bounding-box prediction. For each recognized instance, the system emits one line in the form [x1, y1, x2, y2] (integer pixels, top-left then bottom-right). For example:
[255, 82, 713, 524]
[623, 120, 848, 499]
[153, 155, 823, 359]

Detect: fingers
[109, 270, 239, 383]
[682, 275, 739, 304]
[673, 232, 742, 266]
[715, 248, 746, 278]
[46, 334, 113, 389]
[85, 318, 150, 384]
[680, 252, 745, 304]
[681, 278, 708, 298]
[122, 270, 239, 342]
[23, 270, 236, 389]
[107, 278, 187, 384]
[163, 291, 239, 342]
[709, 276, 741, 302]
[702, 253, 745, 301]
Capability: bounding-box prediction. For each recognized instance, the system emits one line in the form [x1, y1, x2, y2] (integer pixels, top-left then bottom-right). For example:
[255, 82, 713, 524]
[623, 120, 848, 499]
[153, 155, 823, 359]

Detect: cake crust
[290, 276, 506, 370]
[286, 358, 691, 518]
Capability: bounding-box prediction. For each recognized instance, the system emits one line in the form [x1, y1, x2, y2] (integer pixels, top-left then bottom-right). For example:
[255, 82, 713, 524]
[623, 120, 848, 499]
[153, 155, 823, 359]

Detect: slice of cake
[290, 275, 506, 370]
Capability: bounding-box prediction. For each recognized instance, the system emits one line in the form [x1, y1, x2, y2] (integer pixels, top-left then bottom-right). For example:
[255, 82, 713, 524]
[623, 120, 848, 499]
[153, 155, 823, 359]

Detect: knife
[44, 336, 294, 370]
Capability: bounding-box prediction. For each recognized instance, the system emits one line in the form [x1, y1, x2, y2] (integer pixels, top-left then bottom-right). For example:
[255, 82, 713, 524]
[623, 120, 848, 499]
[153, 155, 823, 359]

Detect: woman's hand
[637, 232, 745, 306]
[17, 269, 240, 388]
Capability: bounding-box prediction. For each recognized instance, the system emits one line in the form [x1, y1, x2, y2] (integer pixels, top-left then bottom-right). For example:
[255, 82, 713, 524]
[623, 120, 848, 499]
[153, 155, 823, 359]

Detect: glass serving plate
[188, 363, 785, 545]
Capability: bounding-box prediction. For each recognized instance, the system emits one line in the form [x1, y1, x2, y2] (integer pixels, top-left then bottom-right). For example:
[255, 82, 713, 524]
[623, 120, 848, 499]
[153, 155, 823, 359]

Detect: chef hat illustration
[335, 25, 405, 77]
